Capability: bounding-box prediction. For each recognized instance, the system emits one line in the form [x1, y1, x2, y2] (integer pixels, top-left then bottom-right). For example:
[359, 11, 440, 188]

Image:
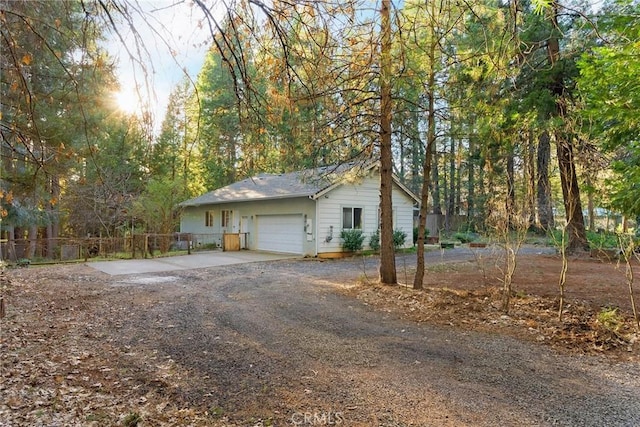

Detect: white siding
[180, 208, 222, 234]
[392, 182, 416, 249]
[316, 172, 416, 254]
[180, 197, 316, 256]
[180, 171, 417, 257]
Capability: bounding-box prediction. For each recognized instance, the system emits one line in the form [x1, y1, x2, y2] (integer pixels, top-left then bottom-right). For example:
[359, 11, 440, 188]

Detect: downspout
[311, 195, 319, 257]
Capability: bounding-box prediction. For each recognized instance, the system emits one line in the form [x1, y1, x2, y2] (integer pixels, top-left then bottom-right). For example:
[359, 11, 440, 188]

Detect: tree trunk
[526, 130, 536, 227]
[26, 225, 37, 259]
[414, 16, 438, 290]
[399, 123, 405, 181]
[46, 175, 61, 258]
[456, 135, 463, 215]
[586, 175, 595, 231]
[506, 146, 515, 226]
[378, 0, 396, 285]
[443, 147, 449, 231]
[537, 130, 554, 232]
[546, 1, 587, 251]
[413, 94, 436, 290]
[447, 135, 456, 231]
[411, 114, 423, 195]
[467, 131, 475, 226]
[557, 134, 589, 251]
[411, 116, 423, 193]
[431, 140, 441, 214]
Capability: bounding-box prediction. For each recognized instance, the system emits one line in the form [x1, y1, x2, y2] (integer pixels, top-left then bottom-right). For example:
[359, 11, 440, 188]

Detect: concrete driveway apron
[87, 251, 299, 275]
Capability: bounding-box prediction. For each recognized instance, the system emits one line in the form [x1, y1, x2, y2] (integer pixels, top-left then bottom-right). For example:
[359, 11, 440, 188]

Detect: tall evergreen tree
[1, 0, 118, 246]
[577, 0, 640, 219]
[152, 79, 203, 198]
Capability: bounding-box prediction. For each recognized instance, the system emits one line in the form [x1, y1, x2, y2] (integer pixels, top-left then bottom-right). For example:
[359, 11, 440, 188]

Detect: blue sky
[105, 1, 216, 125]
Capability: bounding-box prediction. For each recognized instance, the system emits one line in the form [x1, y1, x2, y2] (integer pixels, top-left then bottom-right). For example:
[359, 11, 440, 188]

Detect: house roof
[179, 162, 419, 207]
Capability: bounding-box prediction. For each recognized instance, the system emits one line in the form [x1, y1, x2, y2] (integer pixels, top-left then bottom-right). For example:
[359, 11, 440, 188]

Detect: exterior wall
[316, 173, 416, 254]
[392, 182, 416, 248]
[180, 197, 316, 256]
[180, 173, 417, 256]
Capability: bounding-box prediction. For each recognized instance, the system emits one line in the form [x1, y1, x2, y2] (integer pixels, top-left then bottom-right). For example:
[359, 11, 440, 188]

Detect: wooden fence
[0, 233, 229, 264]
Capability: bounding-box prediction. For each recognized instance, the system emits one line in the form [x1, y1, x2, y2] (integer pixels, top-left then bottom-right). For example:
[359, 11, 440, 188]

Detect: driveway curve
[105, 250, 639, 426]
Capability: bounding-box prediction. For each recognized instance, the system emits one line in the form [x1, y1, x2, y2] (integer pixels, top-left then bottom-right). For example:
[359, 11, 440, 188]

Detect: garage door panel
[256, 214, 303, 254]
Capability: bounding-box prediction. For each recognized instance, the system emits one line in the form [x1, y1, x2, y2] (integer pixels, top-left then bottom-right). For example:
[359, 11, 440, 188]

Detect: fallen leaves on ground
[1, 253, 639, 426]
[0, 269, 234, 427]
[348, 282, 639, 361]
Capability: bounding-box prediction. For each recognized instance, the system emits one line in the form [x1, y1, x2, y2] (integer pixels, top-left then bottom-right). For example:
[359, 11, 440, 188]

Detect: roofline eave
[180, 193, 316, 207]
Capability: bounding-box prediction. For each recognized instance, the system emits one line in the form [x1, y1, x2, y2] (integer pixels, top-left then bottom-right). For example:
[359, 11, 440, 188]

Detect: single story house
[179, 162, 420, 257]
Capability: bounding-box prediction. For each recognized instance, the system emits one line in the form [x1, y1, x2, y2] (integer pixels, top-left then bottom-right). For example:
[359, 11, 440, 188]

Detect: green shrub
[393, 229, 407, 248]
[199, 243, 218, 250]
[587, 231, 619, 249]
[123, 413, 142, 427]
[340, 229, 365, 252]
[412, 227, 429, 245]
[369, 230, 380, 251]
[369, 229, 407, 251]
[551, 230, 620, 250]
[457, 222, 476, 233]
[597, 307, 623, 334]
[452, 231, 478, 244]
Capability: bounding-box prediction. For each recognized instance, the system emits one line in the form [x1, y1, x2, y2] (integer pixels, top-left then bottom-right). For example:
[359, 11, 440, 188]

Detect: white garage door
[256, 214, 304, 254]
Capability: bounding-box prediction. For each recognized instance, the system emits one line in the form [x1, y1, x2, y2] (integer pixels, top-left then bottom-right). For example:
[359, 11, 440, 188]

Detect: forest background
[1, 0, 639, 282]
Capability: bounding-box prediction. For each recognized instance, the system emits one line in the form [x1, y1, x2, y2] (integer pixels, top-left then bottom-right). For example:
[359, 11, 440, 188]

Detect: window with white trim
[342, 207, 363, 229]
[221, 210, 232, 228]
[205, 211, 215, 227]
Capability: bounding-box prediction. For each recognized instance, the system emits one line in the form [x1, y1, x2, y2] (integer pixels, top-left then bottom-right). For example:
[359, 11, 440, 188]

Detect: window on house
[205, 211, 215, 227]
[342, 207, 363, 229]
[221, 210, 232, 228]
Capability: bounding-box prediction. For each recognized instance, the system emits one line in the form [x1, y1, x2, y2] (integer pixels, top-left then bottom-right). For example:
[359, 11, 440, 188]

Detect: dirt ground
[1, 247, 639, 426]
[349, 251, 640, 359]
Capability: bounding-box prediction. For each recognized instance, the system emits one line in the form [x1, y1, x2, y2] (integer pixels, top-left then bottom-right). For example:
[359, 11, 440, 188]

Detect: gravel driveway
[2, 247, 638, 426]
[100, 249, 639, 426]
